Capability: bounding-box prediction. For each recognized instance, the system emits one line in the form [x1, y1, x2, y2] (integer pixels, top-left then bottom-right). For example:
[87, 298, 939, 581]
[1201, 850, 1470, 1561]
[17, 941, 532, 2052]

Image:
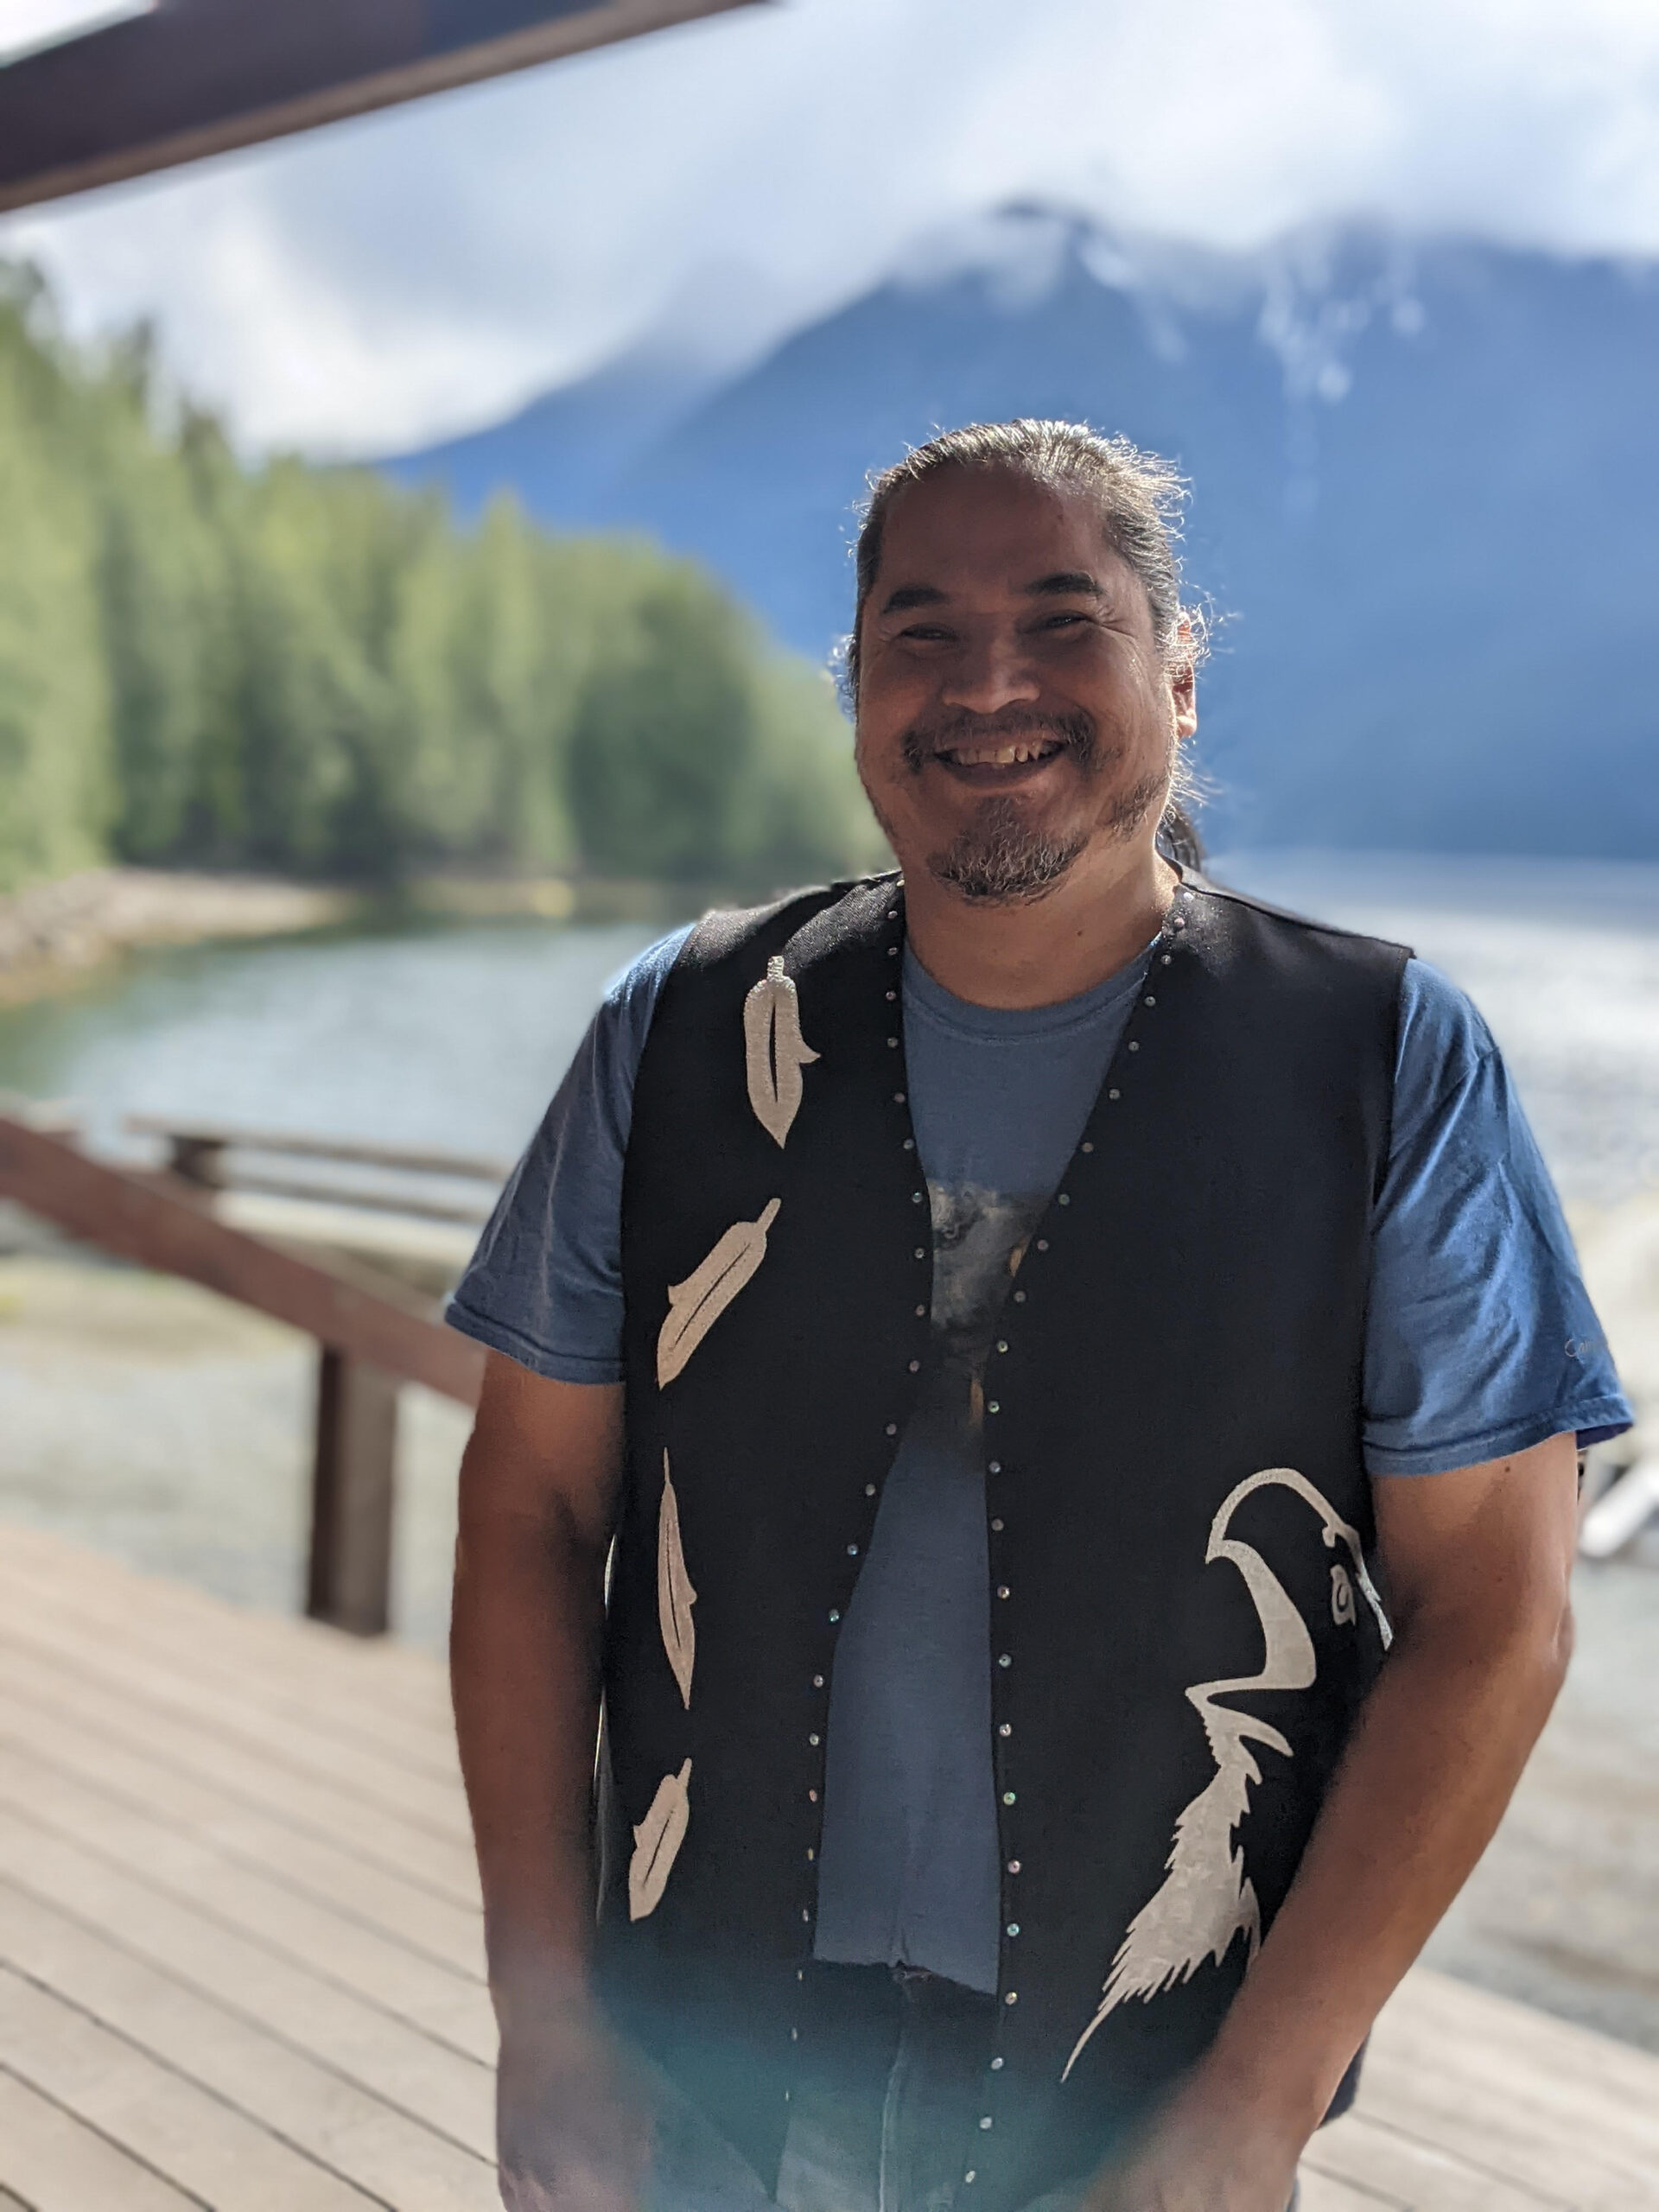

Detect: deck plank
[0, 1540, 458, 1777]
[0, 1891, 496, 2210]
[0, 1816, 494, 2128]
[0, 1963, 378, 2212]
[1296, 2171, 1408, 2212]
[1305, 2108, 1571, 2210]
[0, 1519, 453, 1733]
[0, 1699, 483, 1976]
[0, 1601, 469, 1839]
[0, 1634, 479, 1902]
[0, 1745, 494, 2059]
[1362, 1973, 1659, 2210]
[3, 1522, 1656, 2212]
[0, 2068, 201, 2212]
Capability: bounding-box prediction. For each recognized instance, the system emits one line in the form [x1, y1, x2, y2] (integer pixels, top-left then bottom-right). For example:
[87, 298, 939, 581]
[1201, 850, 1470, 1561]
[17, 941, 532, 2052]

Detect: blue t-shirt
[450, 923, 1630, 1996]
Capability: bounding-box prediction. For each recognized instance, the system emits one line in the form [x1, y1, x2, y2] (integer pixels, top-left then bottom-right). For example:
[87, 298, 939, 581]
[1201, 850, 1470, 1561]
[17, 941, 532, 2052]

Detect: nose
[939, 626, 1041, 715]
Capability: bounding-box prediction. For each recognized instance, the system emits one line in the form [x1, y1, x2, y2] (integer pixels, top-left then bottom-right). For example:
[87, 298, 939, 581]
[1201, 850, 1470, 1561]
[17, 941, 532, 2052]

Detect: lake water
[1216, 851, 1659, 1208]
[0, 912, 681, 1174]
[3, 851, 1659, 1205]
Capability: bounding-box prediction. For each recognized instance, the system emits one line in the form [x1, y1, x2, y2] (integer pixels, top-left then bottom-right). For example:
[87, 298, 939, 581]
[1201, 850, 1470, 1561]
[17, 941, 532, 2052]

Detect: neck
[901, 835, 1179, 1009]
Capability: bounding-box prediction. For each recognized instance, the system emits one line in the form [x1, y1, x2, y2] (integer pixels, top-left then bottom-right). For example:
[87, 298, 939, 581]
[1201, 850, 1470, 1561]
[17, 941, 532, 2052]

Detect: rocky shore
[0, 869, 359, 1004]
[0, 868, 707, 1007]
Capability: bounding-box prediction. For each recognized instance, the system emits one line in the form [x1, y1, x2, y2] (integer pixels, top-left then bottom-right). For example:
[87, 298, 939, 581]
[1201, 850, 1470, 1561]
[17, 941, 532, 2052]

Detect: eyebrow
[878, 570, 1104, 616]
[1027, 570, 1103, 597]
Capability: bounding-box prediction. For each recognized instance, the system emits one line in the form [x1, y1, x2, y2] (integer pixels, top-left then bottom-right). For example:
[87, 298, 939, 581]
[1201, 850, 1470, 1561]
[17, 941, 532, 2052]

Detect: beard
[881, 707, 1168, 906]
[927, 798, 1091, 904]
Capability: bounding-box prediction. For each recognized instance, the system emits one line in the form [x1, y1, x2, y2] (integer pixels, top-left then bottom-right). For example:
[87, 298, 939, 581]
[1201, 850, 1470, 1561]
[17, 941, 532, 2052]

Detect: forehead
[871, 466, 1135, 602]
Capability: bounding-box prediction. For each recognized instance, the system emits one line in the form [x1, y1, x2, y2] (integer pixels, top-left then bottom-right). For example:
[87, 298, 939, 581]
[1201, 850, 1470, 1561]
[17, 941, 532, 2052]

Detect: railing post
[307, 1345, 398, 1636]
[167, 1133, 228, 1188]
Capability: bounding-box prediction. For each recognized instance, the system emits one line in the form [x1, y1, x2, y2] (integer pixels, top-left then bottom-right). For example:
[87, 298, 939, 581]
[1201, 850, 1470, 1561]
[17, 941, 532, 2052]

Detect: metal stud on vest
[607, 875, 1408, 2209]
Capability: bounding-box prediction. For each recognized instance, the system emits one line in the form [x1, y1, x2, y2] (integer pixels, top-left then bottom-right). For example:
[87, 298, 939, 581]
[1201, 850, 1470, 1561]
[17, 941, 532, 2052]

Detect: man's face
[854, 467, 1196, 904]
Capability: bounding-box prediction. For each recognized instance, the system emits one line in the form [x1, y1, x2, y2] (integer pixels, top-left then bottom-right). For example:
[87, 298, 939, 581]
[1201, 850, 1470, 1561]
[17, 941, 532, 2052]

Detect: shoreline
[0, 866, 700, 1007]
[0, 869, 362, 1007]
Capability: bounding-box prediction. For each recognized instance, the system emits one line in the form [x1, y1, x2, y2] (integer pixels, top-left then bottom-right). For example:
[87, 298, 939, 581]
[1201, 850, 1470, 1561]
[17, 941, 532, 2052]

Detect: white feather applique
[1061, 1468, 1390, 2082]
[658, 1452, 696, 1708]
[628, 1759, 692, 1921]
[656, 1198, 781, 1388]
[743, 955, 819, 1147]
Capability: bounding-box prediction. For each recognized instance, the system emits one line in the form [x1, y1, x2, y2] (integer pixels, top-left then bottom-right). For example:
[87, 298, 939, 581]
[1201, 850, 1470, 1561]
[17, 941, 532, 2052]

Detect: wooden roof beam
[0, 0, 764, 215]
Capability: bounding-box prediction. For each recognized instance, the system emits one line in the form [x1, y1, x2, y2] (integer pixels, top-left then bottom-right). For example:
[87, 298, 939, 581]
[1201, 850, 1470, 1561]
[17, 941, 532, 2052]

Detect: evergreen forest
[0, 264, 880, 895]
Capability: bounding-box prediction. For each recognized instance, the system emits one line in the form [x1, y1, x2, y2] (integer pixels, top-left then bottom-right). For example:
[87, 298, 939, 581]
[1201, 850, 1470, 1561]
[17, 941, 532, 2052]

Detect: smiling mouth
[934, 735, 1067, 778]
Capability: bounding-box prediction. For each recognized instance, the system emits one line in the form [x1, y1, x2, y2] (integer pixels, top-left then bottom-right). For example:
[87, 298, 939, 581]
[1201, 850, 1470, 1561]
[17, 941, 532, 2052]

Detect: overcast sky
[5, 0, 1659, 454]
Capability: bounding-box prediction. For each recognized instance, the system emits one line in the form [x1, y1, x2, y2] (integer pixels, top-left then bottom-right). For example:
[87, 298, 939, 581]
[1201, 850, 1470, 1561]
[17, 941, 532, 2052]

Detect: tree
[0, 259, 882, 896]
[0, 266, 111, 891]
[568, 570, 761, 880]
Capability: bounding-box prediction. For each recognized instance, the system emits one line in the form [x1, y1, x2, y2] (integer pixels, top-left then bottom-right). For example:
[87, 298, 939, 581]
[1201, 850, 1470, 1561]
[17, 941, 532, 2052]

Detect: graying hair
[845, 418, 1204, 699]
[844, 419, 1207, 860]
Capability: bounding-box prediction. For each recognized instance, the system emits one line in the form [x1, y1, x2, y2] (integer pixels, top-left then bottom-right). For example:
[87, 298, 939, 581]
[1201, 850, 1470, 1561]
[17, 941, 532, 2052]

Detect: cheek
[853, 718, 901, 792]
[854, 693, 916, 779]
[1072, 639, 1160, 710]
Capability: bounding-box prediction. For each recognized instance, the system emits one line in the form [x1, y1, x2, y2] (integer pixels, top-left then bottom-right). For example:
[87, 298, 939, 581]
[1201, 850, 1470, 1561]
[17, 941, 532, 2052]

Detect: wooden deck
[0, 1525, 1653, 2212]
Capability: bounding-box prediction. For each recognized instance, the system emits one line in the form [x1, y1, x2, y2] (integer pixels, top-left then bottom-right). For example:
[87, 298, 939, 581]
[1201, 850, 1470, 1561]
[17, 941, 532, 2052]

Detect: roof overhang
[0, 0, 764, 215]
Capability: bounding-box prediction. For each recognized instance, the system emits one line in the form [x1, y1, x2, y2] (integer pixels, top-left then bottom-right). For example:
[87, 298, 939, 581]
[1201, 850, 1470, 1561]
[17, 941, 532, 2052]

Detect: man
[449, 419, 1628, 2212]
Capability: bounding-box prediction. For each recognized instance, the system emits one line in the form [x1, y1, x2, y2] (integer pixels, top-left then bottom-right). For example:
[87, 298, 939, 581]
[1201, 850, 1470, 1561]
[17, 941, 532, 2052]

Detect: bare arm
[451, 1351, 641, 2212]
[1091, 1430, 1580, 2212]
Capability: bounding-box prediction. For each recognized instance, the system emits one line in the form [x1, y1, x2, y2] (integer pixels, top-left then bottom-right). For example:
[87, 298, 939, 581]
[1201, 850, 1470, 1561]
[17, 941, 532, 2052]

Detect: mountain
[382, 210, 1659, 856]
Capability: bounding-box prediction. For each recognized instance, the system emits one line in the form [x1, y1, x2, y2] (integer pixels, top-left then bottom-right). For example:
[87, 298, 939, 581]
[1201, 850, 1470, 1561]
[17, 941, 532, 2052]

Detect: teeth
[940, 739, 1059, 767]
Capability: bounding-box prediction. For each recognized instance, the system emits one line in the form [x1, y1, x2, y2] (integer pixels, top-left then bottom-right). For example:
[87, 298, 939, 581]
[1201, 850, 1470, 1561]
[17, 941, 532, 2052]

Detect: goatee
[928, 801, 1090, 905]
[926, 764, 1168, 906]
[858, 705, 1173, 908]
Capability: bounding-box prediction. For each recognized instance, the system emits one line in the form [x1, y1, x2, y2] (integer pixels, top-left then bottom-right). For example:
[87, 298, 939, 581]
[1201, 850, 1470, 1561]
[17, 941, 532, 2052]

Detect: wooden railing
[0, 1108, 490, 1637]
[124, 1113, 512, 1228]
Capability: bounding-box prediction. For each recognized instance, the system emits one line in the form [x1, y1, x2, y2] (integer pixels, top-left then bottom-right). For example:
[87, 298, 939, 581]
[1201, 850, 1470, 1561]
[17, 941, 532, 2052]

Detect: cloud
[4, 0, 1658, 453]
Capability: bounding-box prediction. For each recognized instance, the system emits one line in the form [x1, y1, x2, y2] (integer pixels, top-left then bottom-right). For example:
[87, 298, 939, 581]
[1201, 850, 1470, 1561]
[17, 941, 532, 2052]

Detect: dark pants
[644, 1964, 1299, 2212]
[776, 1967, 1001, 2212]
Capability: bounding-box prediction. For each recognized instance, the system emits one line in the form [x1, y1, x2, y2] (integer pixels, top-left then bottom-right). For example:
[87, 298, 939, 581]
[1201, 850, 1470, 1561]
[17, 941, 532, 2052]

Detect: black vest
[600, 873, 1407, 2211]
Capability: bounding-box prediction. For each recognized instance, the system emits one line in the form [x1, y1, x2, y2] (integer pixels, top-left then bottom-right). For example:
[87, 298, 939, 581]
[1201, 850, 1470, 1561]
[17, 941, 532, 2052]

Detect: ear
[1168, 620, 1198, 740]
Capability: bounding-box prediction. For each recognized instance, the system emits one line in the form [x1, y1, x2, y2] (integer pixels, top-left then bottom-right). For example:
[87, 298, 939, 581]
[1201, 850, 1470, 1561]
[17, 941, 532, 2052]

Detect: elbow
[1505, 1576, 1575, 1715]
[1524, 1536, 1576, 1701]
[1492, 1582, 1574, 1726]
[1540, 1587, 1574, 1699]
[1394, 1576, 1574, 1716]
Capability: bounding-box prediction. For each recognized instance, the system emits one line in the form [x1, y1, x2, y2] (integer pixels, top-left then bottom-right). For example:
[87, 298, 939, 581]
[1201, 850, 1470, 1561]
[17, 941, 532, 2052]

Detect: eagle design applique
[1062, 1467, 1391, 2081]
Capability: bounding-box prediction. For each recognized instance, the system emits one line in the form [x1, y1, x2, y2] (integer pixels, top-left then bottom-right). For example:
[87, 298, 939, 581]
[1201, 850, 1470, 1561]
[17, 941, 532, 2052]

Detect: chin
[924, 798, 1091, 906]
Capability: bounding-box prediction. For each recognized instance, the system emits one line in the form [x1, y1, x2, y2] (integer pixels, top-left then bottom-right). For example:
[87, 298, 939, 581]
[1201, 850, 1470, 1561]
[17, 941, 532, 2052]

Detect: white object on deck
[1580, 1456, 1659, 1560]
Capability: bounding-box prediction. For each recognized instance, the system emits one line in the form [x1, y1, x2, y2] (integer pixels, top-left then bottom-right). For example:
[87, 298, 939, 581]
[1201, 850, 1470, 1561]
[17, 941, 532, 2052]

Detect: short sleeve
[1363, 959, 1632, 1476]
[446, 925, 691, 1383]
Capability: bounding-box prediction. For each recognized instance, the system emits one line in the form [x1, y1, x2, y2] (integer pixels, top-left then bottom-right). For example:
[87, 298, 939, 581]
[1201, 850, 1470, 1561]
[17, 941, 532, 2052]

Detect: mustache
[899, 709, 1099, 774]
